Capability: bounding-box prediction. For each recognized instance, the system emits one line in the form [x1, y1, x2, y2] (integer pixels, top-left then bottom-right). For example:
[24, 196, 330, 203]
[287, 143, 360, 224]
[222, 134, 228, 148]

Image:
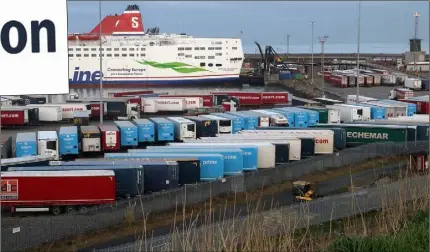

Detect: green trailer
[316, 123, 415, 146]
[348, 121, 429, 141]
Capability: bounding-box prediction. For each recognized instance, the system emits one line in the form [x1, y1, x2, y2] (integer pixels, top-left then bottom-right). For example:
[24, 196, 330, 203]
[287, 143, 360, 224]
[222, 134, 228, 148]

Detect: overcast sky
[67, 1, 429, 52]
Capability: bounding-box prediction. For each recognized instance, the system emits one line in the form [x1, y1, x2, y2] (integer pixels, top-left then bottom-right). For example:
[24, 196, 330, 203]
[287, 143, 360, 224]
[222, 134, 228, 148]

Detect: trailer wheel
[65, 206, 75, 214]
[50, 206, 62, 215]
[130, 116, 136, 120]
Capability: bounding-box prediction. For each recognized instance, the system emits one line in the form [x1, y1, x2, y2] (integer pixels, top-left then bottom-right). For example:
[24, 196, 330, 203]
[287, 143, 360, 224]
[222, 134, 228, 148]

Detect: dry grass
[30, 155, 413, 251]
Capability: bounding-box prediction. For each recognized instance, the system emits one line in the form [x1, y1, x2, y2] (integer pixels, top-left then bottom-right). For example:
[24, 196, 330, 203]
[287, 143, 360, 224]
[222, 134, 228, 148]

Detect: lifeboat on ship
[77, 35, 100, 40]
[67, 35, 77, 40]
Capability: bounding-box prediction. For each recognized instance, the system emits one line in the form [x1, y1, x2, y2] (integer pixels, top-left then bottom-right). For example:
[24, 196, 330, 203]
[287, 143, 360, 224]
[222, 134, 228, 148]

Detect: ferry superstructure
[68, 4, 245, 88]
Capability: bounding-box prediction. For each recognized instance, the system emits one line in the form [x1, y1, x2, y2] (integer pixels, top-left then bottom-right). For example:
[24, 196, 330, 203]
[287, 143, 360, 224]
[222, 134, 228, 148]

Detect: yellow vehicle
[292, 181, 319, 202]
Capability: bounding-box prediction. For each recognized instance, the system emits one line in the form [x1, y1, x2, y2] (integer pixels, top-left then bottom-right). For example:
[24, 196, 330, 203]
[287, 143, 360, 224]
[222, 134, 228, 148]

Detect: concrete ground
[323, 84, 429, 100]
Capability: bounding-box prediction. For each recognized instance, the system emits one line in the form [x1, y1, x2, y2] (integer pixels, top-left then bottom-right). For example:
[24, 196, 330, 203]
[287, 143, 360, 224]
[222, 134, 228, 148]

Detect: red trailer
[330, 75, 348, 87]
[400, 98, 430, 114]
[261, 92, 289, 104]
[89, 103, 107, 118]
[1, 170, 115, 215]
[112, 90, 153, 97]
[159, 94, 214, 107]
[1, 110, 27, 125]
[99, 124, 121, 151]
[210, 91, 262, 106]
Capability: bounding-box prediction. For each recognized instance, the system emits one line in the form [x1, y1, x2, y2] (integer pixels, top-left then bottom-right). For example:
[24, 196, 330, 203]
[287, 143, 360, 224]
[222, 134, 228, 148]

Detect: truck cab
[123, 104, 140, 120]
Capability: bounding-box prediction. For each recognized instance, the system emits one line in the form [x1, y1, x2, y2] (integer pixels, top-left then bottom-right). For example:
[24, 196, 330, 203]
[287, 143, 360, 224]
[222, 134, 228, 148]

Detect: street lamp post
[318, 36, 329, 97]
[355, 0, 361, 103]
[99, 0, 103, 124]
[311, 21, 315, 85]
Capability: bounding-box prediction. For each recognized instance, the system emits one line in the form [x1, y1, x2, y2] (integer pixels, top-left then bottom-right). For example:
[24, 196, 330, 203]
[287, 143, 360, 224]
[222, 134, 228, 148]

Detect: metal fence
[96, 174, 429, 251]
[2, 141, 428, 251]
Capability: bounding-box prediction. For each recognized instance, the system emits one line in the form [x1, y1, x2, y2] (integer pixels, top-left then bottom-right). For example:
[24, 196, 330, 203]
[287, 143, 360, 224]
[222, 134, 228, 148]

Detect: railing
[1, 141, 428, 251]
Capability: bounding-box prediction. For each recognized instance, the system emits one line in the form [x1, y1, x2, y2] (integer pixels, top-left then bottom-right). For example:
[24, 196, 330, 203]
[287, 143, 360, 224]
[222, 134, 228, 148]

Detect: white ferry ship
[68, 4, 245, 88]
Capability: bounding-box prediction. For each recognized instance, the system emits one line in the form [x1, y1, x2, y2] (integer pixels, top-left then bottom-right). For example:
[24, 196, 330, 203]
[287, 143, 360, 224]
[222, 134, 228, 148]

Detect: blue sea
[243, 42, 430, 54]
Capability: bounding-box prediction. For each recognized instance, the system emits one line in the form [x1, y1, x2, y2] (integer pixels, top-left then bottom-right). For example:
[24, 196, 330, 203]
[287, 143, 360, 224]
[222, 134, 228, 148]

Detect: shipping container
[405, 78, 422, 90]
[362, 101, 397, 118]
[261, 92, 289, 104]
[105, 152, 224, 181]
[289, 107, 320, 126]
[37, 131, 59, 160]
[251, 110, 289, 127]
[1, 136, 12, 159]
[1, 155, 55, 171]
[337, 104, 371, 121]
[239, 111, 270, 127]
[1, 170, 115, 214]
[73, 110, 90, 126]
[131, 148, 244, 175]
[166, 117, 196, 141]
[87, 103, 107, 118]
[226, 111, 259, 130]
[58, 126, 79, 156]
[170, 142, 276, 168]
[272, 107, 308, 128]
[269, 108, 296, 127]
[98, 124, 120, 152]
[349, 120, 429, 141]
[351, 103, 386, 119]
[1, 107, 31, 126]
[141, 160, 179, 193]
[210, 91, 263, 106]
[402, 96, 430, 114]
[365, 101, 407, 117]
[326, 104, 363, 123]
[316, 123, 413, 146]
[314, 97, 343, 105]
[80, 126, 101, 153]
[28, 103, 91, 120]
[291, 96, 322, 107]
[378, 99, 417, 116]
[421, 79, 429, 90]
[132, 119, 155, 143]
[211, 113, 244, 133]
[200, 114, 232, 134]
[114, 121, 138, 147]
[184, 116, 218, 137]
[298, 106, 340, 124]
[144, 98, 186, 113]
[238, 130, 335, 154]
[160, 94, 214, 107]
[25, 105, 62, 122]
[15, 133, 37, 158]
[149, 117, 175, 141]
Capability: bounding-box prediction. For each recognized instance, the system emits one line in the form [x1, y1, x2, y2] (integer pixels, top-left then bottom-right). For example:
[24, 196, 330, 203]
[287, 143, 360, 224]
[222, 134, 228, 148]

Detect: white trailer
[80, 126, 101, 152]
[337, 104, 371, 121]
[168, 142, 276, 169]
[237, 130, 335, 154]
[150, 98, 186, 113]
[326, 104, 363, 123]
[387, 115, 429, 123]
[347, 95, 377, 104]
[28, 103, 91, 120]
[251, 109, 289, 126]
[404, 78, 422, 90]
[199, 114, 232, 134]
[166, 117, 196, 141]
[183, 97, 204, 109]
[37, 131, 59, 160]
[239, 111, 270, 127]
[25, 105, 62, 122]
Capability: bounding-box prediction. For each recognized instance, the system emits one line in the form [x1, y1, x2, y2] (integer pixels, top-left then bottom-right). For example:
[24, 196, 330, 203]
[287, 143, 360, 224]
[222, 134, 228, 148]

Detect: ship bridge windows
[129, 53, 135, 57]
[140, 53, 146, 57]
[68, 54, 73, 57]
[98, 48, 105, 51]
[122, 54, 127, 57]
[215, 53, 222, 56]
[149, 42, 155, 46]
[114, 54, 120, 57]
[129, 48, 135, 51]
[121, 48, 127, 51]
[208, 47, 214, 50]
[178, 53, 185, 56]
[185, 47, 192, 50]
[194, 56, 199, 59]
[68, 48, 73, 51]
[194, 47, 200, 50]
[232, 47, 238, 50]
[215, 47, 222, 50]
[178, 47, 184, 51]
[200, 63, 206, 67]
[83, 48, 89, 51]
[208, 56, 215, 59]
[107, 54, 112, 57]
[185, 55, 192, 58]
[230, 57, 243, 61]
[106, 48, 112, 51]
[75, 48, 81, 51]
[92, 54, 97, 57]
[199, 47, 205, 50]
[216, 63, 222, 67]
[76, 54, 81, 57]
[199, 56, 205, 59]
[84, 54, 89, 57]
[114, 48, 119, 51]
[91, 48, 97, 51]
[208, 63, 213, 67]
[141, 48, 146, 51]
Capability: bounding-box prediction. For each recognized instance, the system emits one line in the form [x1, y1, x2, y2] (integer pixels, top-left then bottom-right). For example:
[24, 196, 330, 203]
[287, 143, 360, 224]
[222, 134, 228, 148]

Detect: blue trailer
[58, 126, 79, 156]
[288, 107, 319, 126]
[211, 113, 245, 133]
[379, 99, 417, 116]
[350, 103, 386, 119]
[269, 109, 295, 127]
[226, 111, 259, 130]
[132, 119, 155, 143]
[105, 152, 224, 181]
[149, 117, 174, 141]
[114, 121, 138, 147]
[131, 148, 244, 175]
[273, 107, 308, 128]
[155, 145, 259, 171]
[15, 132, 37, 158]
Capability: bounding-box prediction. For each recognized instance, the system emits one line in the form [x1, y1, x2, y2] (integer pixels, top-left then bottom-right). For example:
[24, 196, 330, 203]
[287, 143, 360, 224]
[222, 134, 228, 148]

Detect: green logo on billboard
[136, 60, 210, 74]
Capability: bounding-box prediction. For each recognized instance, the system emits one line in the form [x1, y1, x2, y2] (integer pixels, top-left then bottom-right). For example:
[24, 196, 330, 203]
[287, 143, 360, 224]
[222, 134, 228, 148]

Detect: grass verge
[31, 155, 410, 251]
